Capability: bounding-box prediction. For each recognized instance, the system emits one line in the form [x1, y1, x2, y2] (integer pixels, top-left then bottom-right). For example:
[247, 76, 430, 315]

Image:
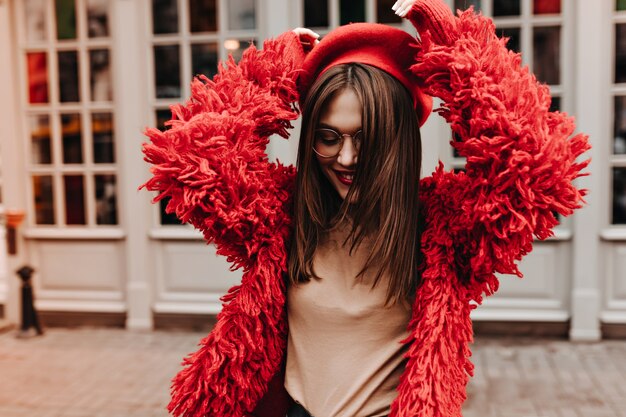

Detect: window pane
[160, 197, 182, 225]
[618, 0, 626, 11]
[454, 0, 481, 12]
[305, 0, 328, 27]
[30, 115, 52, 164]
[378, 0, 402, 23]
[533, 26, 560, 85]
[92, 113, 115, 163]
[27, 52, 49, 104]
[225, 39, 255, 63]
[61, 113, 83, 163]
[33, 175, 55, 224]
[87, 0, 110, 37]
[95, 174, 117, 225]
[156, 109, 172, 131]
[154, 45, 181, 98]
[493, 0, 520, 16]
[615, 96, 626, 154]
[228, 0, 255, 30]
[190, 0, 218, 32]
[613, 168, 626, 224]
[90, 49, 112, 101]
[533, 0, 560, 14]
[55, 0, 77, 40]
[64, 175, 86, 224]
[24, 0, 48, 42]
[499, 27, 520, 53]
[58, 50, 80, 102]
[192, 43, 218, 79]
[341, 0, 365, 25]
[152, 0, 179, 34]
[616, 24, 626, 83]
[549, 96, 560, 113]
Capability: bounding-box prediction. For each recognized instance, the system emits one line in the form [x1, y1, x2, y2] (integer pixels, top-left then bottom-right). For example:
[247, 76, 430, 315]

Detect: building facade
[0, 0, 623, 339]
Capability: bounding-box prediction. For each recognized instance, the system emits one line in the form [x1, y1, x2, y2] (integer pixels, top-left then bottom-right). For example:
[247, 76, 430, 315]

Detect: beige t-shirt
[285, 229, 412, 417]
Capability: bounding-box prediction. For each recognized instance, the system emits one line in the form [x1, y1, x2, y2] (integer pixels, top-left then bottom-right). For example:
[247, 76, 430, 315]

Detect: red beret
[299, 22, 432, 126]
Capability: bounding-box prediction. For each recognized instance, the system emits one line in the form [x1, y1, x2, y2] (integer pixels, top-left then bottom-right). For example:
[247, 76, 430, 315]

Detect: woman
[141, 0, 589, 416]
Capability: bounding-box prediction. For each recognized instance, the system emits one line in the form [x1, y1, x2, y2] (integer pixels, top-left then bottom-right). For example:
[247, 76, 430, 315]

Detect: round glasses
[312, 128, 363, 158]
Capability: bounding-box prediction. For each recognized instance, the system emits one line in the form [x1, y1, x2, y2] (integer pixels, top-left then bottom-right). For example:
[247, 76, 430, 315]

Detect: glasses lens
[314, 129, 341, 157]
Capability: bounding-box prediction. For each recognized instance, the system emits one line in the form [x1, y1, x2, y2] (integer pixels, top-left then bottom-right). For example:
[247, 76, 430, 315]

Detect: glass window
[56, 0, 77, 40]
[341, 0, 365, 25]
[613, 168, 626, 224]
[33, 175, 55, 224]
[190, 0, 218, 33]
[152, 0, 179, 34]
[616, 24, 626, 83]
[228, 0, 255, 30]
[95, 174, 117, 225]
[549, 96, 560, 113]
[156, 109, 172, 131]
[378, 0, 402, 23]
[64, 175, 86, 224]
[154, 45, 181, 98]
[160, 198, 182, 225]
[24, 0, 48, 42]
[493, 0, 520, 17]
[226, 39, 256, 63]
[192, 43, 219, 79]
[304, 0, 328, 27]
[27, 52, 49, 104]
[89, 49, 112, 101]
[454, 0, 481, 12]
[615, 96, 626, 155]
[533, 26, 560, 85]
[30, 115, 52, 164]
[86, 0, 110, 37]
[533, 0, 560, 15]
[618, 0, 626, 11]
[61, 113, 83, 164]
[499, 27, 521, 53]
[92, 113, 115, 163]
[58, 50, 80, 102]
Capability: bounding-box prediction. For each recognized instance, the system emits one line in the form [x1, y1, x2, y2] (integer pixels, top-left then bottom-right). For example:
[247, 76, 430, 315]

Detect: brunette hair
[288, 63, 422, 305]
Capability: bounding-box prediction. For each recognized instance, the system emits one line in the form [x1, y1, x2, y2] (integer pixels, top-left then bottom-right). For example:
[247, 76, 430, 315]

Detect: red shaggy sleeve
[390, 2, 590, 417]
[141, 32, 304, 270]
[141, 33, 304, 417]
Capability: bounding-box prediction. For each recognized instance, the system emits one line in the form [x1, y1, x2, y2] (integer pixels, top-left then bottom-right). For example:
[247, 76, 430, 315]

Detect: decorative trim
[471, 308, 569, 322]
[34, 299, 126, 313]
[149, 227, 204, 240]
[600, 228, 626, 241]
[23, 228, 126, 240]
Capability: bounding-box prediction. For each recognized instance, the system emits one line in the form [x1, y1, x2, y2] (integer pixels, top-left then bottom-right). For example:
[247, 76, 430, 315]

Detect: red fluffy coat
[141, 1, 589, 416]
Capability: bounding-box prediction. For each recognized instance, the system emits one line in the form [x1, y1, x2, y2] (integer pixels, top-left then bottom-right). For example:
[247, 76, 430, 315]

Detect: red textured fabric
[141, 1, 590, 416]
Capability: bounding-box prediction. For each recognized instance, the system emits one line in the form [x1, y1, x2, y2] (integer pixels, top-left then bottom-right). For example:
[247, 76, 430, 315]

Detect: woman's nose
[337, 137, 358, 166]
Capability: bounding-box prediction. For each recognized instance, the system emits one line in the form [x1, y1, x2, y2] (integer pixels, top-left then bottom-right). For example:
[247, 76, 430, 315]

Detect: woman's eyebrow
[316, 122, 362, 132]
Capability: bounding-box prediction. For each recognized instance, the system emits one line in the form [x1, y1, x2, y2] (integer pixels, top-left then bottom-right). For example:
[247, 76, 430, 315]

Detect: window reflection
[493, 0, 520, 16]
[616, 24, 626, 84]
[95, 174, 117, 225]
[27, 52, 49, 104]
[228, 0, 255, 30]
[533, 0, 560, 14]
[499, 27, 520, 53]
[64, 175, 86, 225]
[549, 96, 560, 113]
[30, 115, 52, 164]
[58, 50, 80, 102]
[533, 26, 560, 85]
[377, 0, 402, 23]
[87, 0, 110, 37]
[190, 0, 218, 33]
[340, 0, 365, 25]
[226, 39, 255, 63]
[90, 49, 112, 101]
[160, 197, 182, 225]
[615, 96, 626, 155]
[154, 45, 181, 98]
[305, 0, 328, 27]
[56, 0, 77, 40]
[33, 175, 55, 224]
[61, 113, 83, 164]
[152, 0, 179, 34]
[454, 0, 481, 12]
[156, 109, 172, 131]
[92, 113, 115, 163]
[613, 168, 626, 224]
[24, 0, 47, 42]
[192, 43, 219, 79]
[619, 0, 626, 11]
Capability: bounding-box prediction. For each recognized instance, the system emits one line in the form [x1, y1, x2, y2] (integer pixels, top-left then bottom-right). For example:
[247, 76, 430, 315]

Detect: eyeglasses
[312, 128, 363, 158]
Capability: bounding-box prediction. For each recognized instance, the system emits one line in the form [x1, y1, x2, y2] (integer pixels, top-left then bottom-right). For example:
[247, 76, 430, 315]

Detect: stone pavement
[0, 328, 625, 417]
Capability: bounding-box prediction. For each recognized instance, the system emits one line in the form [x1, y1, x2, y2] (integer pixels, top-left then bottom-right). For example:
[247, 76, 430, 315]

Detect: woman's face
[315, 88, 362, 200]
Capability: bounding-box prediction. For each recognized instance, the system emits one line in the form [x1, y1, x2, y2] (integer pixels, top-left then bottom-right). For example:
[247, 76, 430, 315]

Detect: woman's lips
[334, 170, 355, 185]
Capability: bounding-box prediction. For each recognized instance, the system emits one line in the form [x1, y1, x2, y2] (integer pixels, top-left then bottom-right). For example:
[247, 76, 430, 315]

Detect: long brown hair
[288, 63, 422, 305]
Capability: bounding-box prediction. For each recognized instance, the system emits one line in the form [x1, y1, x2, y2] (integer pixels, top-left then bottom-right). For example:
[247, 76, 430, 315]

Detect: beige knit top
[285, 227, 412, 417]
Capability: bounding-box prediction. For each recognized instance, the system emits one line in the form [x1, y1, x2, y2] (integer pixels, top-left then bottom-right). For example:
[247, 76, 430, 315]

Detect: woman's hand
[392, 0, 417, 17]
[293, 27, 320, 52]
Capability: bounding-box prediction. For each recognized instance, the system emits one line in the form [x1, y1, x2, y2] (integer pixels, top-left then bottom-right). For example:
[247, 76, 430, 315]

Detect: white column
[569, 0, 607, 341]
[113, 0, 153, 330]
[0, 0, 29, 325]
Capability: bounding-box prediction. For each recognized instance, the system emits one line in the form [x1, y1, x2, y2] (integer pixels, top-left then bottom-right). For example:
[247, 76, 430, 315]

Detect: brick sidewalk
[0, 328, 624, 417]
